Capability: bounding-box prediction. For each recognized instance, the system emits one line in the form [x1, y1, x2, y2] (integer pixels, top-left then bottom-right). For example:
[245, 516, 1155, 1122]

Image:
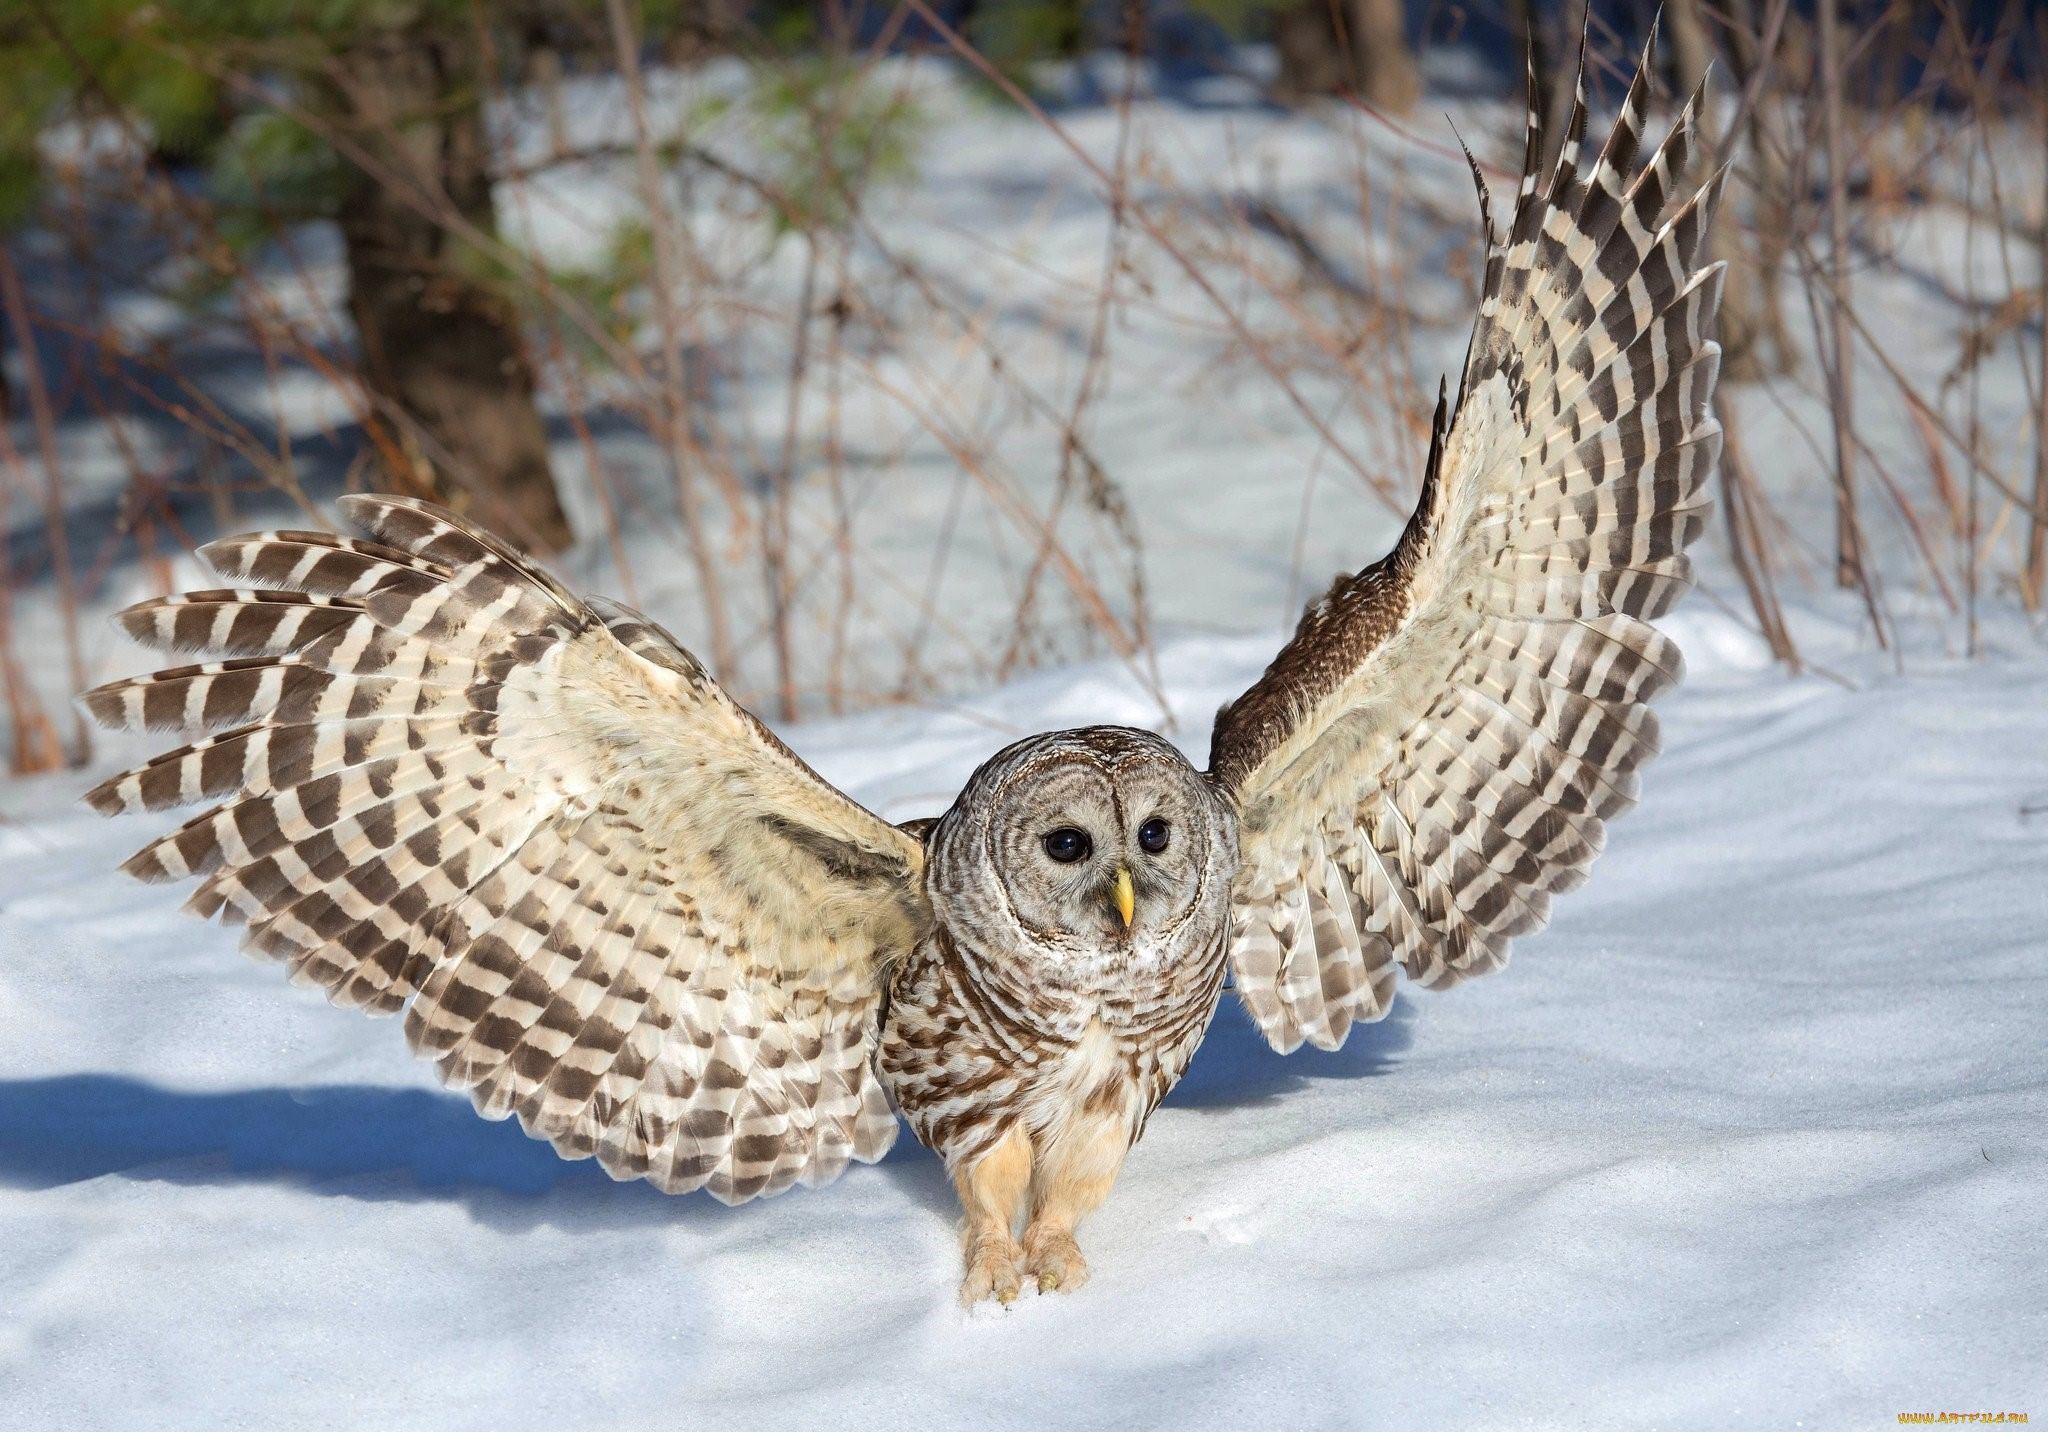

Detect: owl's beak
[1110, 865, 1135, 929]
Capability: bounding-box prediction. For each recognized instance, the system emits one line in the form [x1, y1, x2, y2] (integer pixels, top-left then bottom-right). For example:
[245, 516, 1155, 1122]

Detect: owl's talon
[1023, 1228, 1090, 1294]
[959, 1237, 1026, 1306]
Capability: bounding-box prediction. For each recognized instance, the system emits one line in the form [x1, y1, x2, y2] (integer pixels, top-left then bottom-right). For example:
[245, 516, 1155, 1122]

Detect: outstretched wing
[84, 495, 927, 1202]
[1208, 34, 1723, 1053]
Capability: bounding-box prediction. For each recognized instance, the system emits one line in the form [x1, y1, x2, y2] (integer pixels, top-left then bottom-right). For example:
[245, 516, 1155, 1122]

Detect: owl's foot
[1022, 1226, 1090, 1294]
[959, 1235, 1026, 1306]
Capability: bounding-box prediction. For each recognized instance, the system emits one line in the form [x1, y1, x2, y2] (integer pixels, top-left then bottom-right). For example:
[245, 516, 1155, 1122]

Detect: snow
[2, 41, 2046, 1431]
[2, 616, 2044, 1427]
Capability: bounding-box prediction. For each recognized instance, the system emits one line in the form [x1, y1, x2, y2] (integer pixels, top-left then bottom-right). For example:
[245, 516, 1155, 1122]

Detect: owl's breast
[878, 923, 1227, 1171]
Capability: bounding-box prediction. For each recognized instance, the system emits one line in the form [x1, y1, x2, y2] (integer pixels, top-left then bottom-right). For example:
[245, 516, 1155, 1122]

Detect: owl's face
[932, 728, 1237, 968]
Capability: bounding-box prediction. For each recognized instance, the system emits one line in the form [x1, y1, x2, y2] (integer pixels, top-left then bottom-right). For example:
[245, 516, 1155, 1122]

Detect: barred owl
[83, 35, 1722, 1305]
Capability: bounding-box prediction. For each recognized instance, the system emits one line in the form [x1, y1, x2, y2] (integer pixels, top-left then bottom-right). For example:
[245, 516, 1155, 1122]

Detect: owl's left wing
[84, 495, 926, 1202]
[1208, 39, 1723, 1053]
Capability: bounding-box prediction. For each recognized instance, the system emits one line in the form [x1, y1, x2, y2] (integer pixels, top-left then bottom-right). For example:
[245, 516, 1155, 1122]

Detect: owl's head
[930, 727, 1237, 966]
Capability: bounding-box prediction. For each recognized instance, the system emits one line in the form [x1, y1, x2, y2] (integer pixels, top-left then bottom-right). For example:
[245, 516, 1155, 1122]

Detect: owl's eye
[1137, 817, 1171, 854]
[1043, 827, 1092, 863]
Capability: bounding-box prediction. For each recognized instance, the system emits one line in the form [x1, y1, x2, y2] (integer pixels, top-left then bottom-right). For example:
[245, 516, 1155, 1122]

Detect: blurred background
[0, 0, 2040, 773]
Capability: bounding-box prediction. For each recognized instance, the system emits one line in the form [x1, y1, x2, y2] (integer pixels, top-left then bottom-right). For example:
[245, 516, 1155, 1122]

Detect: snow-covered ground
[3, 615, 2044, 1428]
[2, 41, 2045, 1431]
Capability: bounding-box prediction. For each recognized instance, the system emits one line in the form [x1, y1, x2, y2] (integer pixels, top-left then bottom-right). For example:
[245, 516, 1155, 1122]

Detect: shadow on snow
[0, 997, 1409, 1218]
[1167, 994, 1413, 1110]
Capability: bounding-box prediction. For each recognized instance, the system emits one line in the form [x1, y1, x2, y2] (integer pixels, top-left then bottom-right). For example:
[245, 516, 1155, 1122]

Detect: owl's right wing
[1208, 35, 1723, 1053]
[84, 495, 928, 1203]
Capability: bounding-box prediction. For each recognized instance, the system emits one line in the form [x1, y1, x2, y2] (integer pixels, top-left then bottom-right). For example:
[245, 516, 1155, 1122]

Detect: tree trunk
[525, 40, 571, 162]
[1710, 0, 1795, 382]
[667, 0, 747, 64]
[330, 26, 572, 554]
[1274, 0, 1422, 112]
[1664, 0, 1715, 100]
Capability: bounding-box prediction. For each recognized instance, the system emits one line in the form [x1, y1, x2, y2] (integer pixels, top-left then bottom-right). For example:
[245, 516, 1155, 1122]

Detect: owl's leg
[1020, 1111, 1129, 1294]
[954, 1124, 1033, 1306]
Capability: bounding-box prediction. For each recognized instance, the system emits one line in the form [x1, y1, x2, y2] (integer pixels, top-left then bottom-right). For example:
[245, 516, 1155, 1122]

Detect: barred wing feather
[84, 495, 925, 1202]
[1208, 35, 1724, 1054]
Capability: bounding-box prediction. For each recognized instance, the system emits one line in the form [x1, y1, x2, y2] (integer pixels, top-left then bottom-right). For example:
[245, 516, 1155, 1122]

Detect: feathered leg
[1020, 1109, 1129, 1294]
[954, 1125, 1032, 1306]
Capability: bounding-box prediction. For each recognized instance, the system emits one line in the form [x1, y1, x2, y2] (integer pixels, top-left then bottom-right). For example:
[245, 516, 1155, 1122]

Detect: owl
[82, 37, 1721, 1305]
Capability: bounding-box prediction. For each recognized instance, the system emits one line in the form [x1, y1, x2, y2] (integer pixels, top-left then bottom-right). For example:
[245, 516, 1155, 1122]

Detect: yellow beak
[1110, 865, 1135, 929]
